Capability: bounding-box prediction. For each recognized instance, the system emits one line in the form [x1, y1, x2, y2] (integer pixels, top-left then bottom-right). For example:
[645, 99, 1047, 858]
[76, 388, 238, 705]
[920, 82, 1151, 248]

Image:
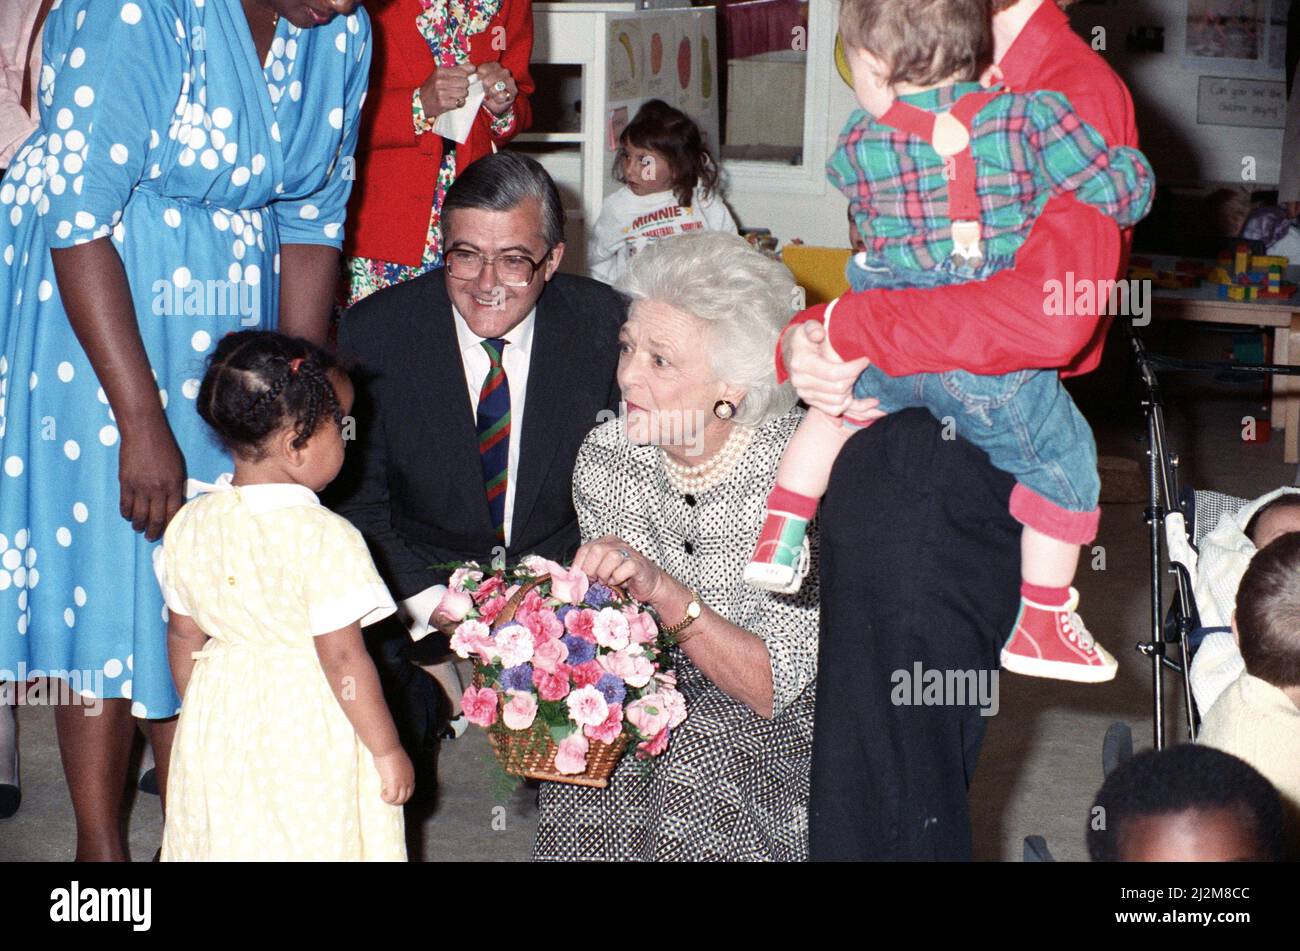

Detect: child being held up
[154, 331, 412, 861]
[1198, 531, 1300, 851]
[588, 98, 737, 285]
[745, 0, 1155, 684]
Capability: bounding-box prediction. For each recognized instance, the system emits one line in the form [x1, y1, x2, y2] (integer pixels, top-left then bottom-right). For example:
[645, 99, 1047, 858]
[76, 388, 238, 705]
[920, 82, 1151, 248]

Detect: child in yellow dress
[154, 331, 413, 861]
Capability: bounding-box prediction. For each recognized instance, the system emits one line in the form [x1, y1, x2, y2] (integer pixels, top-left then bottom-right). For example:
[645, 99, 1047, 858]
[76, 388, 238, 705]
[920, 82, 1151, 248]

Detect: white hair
[616, 232, 798, 426]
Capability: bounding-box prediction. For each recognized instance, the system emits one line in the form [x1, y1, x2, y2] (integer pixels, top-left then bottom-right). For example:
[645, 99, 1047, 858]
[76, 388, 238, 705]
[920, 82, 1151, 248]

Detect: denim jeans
[847, 252, 1013, 291]
[843, 254, 1097, 511]
[851, 365, 1099, 511]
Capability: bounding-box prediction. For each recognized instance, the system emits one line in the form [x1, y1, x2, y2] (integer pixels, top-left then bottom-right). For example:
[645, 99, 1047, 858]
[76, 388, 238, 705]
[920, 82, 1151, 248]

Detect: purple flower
[556, 605, 574, 624]
[585, 582, 615, 608]
[562, 634, 596, 666]
[595, 674, 626, 706]
[499, 663, 534, 692]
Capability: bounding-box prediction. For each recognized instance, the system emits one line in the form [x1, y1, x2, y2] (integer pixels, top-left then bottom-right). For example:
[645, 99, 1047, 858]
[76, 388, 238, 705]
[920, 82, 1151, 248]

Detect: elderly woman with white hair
[533, 232, 820, 862]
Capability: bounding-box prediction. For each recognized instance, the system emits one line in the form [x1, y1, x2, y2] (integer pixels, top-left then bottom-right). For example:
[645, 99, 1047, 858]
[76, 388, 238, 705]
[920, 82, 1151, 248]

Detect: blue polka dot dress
[0, 0, 371, 719]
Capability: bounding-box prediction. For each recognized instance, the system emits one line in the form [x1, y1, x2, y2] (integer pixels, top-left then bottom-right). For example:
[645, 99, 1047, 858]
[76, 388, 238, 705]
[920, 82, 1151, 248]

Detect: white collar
[185, 472, 321, 514]
[451, 304, 537, 359]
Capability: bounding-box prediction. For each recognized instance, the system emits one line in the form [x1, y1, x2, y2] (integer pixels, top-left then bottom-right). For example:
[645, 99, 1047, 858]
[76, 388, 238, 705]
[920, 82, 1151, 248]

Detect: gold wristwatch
[662, 594, 702, 641]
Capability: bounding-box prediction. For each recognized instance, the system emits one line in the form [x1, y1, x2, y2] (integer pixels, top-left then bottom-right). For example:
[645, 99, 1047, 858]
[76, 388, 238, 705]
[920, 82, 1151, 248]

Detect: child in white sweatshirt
[589, 99, 737, 285]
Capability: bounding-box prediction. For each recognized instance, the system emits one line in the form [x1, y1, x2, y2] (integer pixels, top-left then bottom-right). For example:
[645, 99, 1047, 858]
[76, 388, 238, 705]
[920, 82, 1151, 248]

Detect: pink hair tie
[288, 357, 304, 374]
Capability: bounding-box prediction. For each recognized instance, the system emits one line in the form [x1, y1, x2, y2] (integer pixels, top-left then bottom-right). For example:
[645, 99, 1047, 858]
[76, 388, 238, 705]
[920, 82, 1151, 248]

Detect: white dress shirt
[398, 304, 536, 640]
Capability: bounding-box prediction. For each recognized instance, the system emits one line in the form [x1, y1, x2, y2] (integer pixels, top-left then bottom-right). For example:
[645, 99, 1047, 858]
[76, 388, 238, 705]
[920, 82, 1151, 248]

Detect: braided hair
[197, 331, 343, 460]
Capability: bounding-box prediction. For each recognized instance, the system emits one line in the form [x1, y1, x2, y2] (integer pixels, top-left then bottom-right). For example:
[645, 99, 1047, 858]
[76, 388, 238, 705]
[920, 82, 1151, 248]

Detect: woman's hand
[785, 321, 877, 417]
[572, 535, 668, 605]
[475, 61, 518, 116]
[418, 62, 476, 118]
[118, 412, 186, 541]
[374, 748, 415, 805]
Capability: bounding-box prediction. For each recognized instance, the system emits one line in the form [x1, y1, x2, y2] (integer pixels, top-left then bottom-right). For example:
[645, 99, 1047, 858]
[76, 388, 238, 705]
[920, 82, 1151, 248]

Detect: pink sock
[767, 485, 819, 520]
[1021, 582, 1071, 607]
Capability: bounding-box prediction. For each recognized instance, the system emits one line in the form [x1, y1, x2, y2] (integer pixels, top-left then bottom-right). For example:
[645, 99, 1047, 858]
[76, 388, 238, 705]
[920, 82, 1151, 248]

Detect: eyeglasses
[444, 247, 552, 287]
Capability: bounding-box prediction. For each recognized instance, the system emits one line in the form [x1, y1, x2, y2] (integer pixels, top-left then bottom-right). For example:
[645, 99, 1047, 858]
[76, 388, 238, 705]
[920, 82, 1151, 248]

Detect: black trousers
[808, 410, 1021, 860]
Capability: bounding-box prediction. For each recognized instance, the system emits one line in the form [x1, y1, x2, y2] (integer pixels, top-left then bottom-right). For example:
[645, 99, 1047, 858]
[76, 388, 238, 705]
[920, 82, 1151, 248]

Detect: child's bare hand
[375, 749, 415, 805]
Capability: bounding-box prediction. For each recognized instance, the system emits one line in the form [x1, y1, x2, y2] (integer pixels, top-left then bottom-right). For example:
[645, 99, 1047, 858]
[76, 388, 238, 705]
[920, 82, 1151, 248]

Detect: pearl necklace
[660, 424, 754, 495]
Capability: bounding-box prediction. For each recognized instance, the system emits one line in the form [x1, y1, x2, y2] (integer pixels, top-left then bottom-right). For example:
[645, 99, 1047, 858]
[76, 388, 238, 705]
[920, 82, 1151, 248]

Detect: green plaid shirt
[828, 82, 1154, 272]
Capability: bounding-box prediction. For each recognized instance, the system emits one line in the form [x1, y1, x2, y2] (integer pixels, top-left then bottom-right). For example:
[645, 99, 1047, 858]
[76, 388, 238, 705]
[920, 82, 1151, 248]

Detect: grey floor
[0, 323, 1293, 862]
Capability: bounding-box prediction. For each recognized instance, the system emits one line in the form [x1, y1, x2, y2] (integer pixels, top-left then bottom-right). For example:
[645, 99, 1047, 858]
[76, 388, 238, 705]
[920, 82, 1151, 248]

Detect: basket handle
[492, 572, 629, 628]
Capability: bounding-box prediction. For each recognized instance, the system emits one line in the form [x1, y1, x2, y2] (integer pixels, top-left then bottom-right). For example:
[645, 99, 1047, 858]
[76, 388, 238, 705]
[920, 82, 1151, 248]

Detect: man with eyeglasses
[331, 152, 624, 809]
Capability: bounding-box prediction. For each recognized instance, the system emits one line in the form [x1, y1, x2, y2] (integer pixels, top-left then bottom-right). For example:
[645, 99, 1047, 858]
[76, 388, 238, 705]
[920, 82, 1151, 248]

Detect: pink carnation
[532, 667, 571, 702]
[478, 594, 508, 626]
[570, 660, 605, 688]
[473, 575, 505, 603]
[625, 609, 659, 645]
[492, 622, 534, 668]
[554, 732, 590, 775]
[564, 608, 597, 642]
[461, 685, 499, 728]
[566, 684, 610, 728]
[598, 648, 654, 689]
[516, 590, 564, 642]
[448, 566, 484, 591]
[636, 727, 670, 759]
[450, 619, 494, 663]
[549, 564, 591, 605]
[625, 694, 672, 737]
[521, 554, 555, 577]
[592, 607, 630, 650]
[502, 690, 538, 731]
[532, 635, 569, 674]
[584, 702, 624, 744]
[655, 687, 688, 728]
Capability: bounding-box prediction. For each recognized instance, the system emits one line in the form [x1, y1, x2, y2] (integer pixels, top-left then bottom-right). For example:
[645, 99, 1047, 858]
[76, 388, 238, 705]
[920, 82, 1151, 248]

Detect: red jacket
[778, 0, 1138, 381]
[345, 0, 535, 266]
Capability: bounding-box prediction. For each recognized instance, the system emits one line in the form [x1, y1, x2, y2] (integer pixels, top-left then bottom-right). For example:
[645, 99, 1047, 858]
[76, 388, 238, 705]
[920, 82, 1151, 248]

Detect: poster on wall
[643, 18, 673, 97]
[608, 20, 644, 101]
[1185, 0, 1266, 61]
[1196, 74, 1288, 126]
[674, 14, 698, 112]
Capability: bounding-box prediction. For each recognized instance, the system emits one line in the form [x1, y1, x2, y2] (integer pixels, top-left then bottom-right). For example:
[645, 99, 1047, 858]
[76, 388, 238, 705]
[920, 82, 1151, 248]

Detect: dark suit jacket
[330, 268, 625, 601]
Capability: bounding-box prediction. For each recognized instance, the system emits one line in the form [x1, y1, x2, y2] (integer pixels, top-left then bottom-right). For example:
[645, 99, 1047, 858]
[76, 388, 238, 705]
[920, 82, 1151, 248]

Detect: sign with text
[1196, 75, 1287, 127]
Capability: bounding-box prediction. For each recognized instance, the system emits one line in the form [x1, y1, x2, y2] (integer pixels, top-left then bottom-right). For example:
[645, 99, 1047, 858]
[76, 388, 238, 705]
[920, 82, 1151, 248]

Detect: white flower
[493, 622, 535, 669]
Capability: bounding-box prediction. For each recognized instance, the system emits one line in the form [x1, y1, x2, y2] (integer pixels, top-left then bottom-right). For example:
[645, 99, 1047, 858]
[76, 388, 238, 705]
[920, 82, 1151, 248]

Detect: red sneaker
[1000, 588, 1117, 683]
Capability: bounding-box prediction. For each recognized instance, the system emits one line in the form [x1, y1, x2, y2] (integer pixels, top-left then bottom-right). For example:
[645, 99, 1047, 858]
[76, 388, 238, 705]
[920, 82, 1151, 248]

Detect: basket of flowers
[442, 555, 686, 787]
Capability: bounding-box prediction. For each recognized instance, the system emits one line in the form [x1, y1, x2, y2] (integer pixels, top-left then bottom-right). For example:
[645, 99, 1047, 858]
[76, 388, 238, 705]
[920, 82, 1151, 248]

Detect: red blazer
[346, 0, 535, 266]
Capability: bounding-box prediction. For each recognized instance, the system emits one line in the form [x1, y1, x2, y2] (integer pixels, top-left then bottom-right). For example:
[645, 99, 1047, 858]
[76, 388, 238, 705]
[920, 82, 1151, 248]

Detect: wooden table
[1152, 281, 1300, 463]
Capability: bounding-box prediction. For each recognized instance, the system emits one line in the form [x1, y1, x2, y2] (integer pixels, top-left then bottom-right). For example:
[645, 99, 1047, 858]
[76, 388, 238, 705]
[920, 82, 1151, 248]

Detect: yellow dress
[154, 476, 405, 861]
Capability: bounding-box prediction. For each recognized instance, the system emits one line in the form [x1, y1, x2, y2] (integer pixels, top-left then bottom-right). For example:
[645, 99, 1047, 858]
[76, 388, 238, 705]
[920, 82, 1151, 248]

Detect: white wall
[719, 0, 1292, 249]
[1065, 0, 1287, 185]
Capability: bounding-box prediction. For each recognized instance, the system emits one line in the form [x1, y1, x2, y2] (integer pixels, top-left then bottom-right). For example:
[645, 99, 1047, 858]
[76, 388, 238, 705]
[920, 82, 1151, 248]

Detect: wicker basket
[476, 574, 633, 788]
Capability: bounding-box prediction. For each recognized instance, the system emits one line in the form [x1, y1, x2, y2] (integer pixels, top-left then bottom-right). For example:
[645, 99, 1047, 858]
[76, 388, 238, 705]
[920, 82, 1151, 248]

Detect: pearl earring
[713, 399, 736, 420]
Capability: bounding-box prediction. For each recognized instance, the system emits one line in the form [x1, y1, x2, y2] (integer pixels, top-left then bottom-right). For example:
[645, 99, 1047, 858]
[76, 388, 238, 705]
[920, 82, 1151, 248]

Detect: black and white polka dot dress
[534, 410, 819, 861]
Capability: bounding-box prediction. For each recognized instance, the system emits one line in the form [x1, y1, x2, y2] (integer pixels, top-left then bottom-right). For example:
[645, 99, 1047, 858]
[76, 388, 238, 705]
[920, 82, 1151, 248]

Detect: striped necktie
[477, 338, 511, 543]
